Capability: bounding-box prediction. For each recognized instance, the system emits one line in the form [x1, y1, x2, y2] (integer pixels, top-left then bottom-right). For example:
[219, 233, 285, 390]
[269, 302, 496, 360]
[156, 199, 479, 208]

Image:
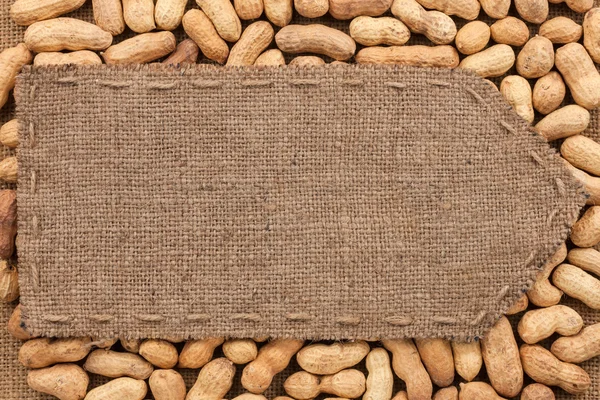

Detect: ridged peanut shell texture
[24, 18, 112, 52]
[276, 24, 356, 60]
[10, 0, 86, 26]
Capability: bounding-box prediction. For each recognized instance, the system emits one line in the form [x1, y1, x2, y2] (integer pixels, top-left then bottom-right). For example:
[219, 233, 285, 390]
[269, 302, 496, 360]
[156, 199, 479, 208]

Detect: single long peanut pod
[434, 387, 458, 400]
[197, 0, 242, 41]
[276, 24, 355, 60]
[553, 263, 600, 309]
[242, 339, 304, 394]
[139, 339, 178, 369]
[121, 338, 141, 353]
[34, 51, 102, 66]
[182, 10, 229, 64]
[516, 36, 554, 79]
[8, 304, 34, 340]
[536, 105, 590, 141]
[415, 0, 480, 20]
[490, 17, 530, 47]
[364, 348, 393, 400]
[0, 190, 17, 260]
[85, 377, 147, 400]
[163, 39, 199, 65]
[555, 43, 600, 110]
[570, 206, 600, 248]
[93, 0, 125, 35]
[382, 339, 433, 400]
[459, 44, 515, 78]
[506, 294, 529, 315]
[567, 247, 600, 276]
[19, 337, 92, 368]
[520, 383, 555, 400]
[533, 72, 566, 115]
[123, 0, 155, 33]
[296, 340, 370, 375]
[223, 339, 258, 364]
[455, 21, 490, 56]
[518, 305, 583, 344]
[540, 17, 582, 44]
[562, 135, 600, 177]
[350, 16, 410, 46]
[521, 344, 590, 394]
[24, 18, 112, 52]
[84, 349, 153, 379]
[0, 44, 32, 109]
[329, 0, 392, 19]
[10, 0, 86, 26]
[102, 31, 176, 65]
[28, 364, 88, 400]
[0, 261, 18, 302]
[549, 0, 593, 12]
[552, 323, 600, 363]
[459, 382, 506, 400]
[415, 339, 454, 388]
[187, 358, 235, 400]
[178, 337, 224, 369]
[356, 45, 459, 68]
[235, 0, 265, 19]
[527, 243, 566, 307]
[283, 371, 321, 400]
[320, 369, 366, 398]
[254, 49, 285, 66]
[584, 8, 600, 63]
[227, 21, 274, 66]
[263, 0, 292, 27]
[515, 0, 549, 24]
[0, 157, 17, 183]
[154, 0, 186, 31]
[0, 119, 19, 148]
[295, 0, 328, 17]
[289, 56, 325, 65]
[479, 0, 510, 18]
[500, 75, 534, 123]
[149, 369, 186, 400]
[391, 0, 456, 45]
[481, 316, 523, 398]
[451, 341, 482, 382]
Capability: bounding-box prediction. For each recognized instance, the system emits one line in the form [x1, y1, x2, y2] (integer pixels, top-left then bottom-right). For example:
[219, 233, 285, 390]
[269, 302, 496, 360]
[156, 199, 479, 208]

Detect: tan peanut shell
[533, 71, 566, 115]
[455, 21, 490, 55]
[562, 135, 600, 177]
[567, 247, 600, 276]
[415, 339, 454, 388]
[296, 340, 369, 375]
[527, 243, 566, 307]
[520, 344, 590, 394]
[227, 21, 274, 66]
[364, 348, 393, 400]
[263, 0, 293, 27]
[92, 0, 125, 35]
[19, 337, 92, 368]
[295, 0, 328, 17]
[584, 8, 600, 63]
[84, 377, 147, 400]
[565, 162, 600, 206]
[515, 0, 549, 24]
[197, 0, 242, 42]
[382, 339, 433, 400]
[500, 75, 534, 123]
[415, 0, 480, 20]
[329, 0, 392, 19]
[24, 18, 112, 52]
[392, 391, 409, 400]
[520, 383, 555, 400]
[183, 10, 229, 64]
[123, 0, 155, 33]
[320, 369, 366, 398]
[283, 371, 320, 399]
[223, 339, 258, 364]
[479, 0, 511, 19]
[550, 0, 594, 13]
[349, 16, 410, 46]
[84, 349, 153, 379]
[553, 263, 600, 309]
[163, 39, 200, 65]
[233, 395, 268, 400]
[0, 261, 18, 302]
[242, 339, 304, 394]
[276, 24, 356, 60]
[481, 316, 523, 398]
[451, 341, 482, 382]
[236, 0, 265, 19]
[0, 190, 17, 260]
[459, 44, 515, 78]
[102, 31, 176, 65]
[0, 43, 32, 109]
[570, 206, 600, 248]
[8, 304, 34, 340]
[0, 119, 19, 148]
[10, 0, 86, 26]
[555, 42, 600, 110]
[0, 157, 17, 183]
[289, 56, 325, 65]
[356, 45, 459, 68]
[178, 337, 224, 369]
[91, 337, 118, 349]
[391, 0, 456, 45]
[535, 105, 590, 141]
[518, 305, 583, 344]
[505, 294, 529, 315]
[254, 49, 285, 66]
[34, 51, 102, 66]
[516, 36, 554, 79]
[187, 358, 236, 400]
[434, 386, 458, 400]
[28, 364, 89, 400]
[139, 339, 178, 369]
[540, 17, 582, 43]
[490, 17, 530, 47]
[121, 338, 141, 353]
[149, 369, 186, 400]
[154, 0, 187, 30]
[459, 382, 506, 400]
[551, 322, 600, 363]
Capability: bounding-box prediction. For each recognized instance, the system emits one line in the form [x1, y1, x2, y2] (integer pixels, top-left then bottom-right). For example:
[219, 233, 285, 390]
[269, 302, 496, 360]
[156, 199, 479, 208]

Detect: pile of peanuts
[1, 0, 600, 399]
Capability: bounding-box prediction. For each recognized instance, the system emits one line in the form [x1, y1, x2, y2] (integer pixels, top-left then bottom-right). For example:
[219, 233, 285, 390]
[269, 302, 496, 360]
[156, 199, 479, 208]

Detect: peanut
[567, 247, 600, 276]
[187, 358, 236, 400]
[555, 43, 600, 110]
[284, 370, 366, 399]
[0, 157, 17, 183]
[490, 17, 530, 47]
[197, 0, 242, 42]
[242, 339, 304, 394]
[178, 337, 224, 369]
[24, 18, 112, 52]
[183, 10, 229, 64]
[276, 24, 355, 60]
[458, 382, 506, 400]
[364, 348, 393, 400]
[532, 71, 566, 115]
[154, 0, 187, 30]
[516, 36, 554, 79]
[562, 135, 600, 177]
[505, 294, 529, 315]
[0, 119, 18, 148]
[392, 392, 408, 400]
[349, 16, 410, 46]
[540, 17, 582, 43]
[234, 395, 268, 400]
[434, 387, 458, 400]
[451, 341, 482, 382]
[10, 0, 86, 26]
[263, 0, 293, 27]
[289, 56, 325, 65]
[235, 0, 265, 19]
[92, 0, 125, 35]
[356, 45, 459, 68]
[121, 338, 141, 353]
[329, 0, 392, 19]
[91, 337, 118, 349]
[520, 344, 590, 394]
[535, 105, 590, 141]
[223, 339, 258, 364]
[459, 44, 515, 78]
[8, 304, 34, 340]
[565, 162, 600, 206]
[391, 0, 456, 45]
[518, 305, 583, 344]
[527, 243, 566, 307]
[0, 262, 18, 302]
[500, 75, 534, 123]
[570, 206, 600, 248]
[515, 0, 549, 24]
[415, 339, 454, 388]
[102, 31, 176, 65]
[19, 337, 92, 368]
[553, 263, 600, 309]
[163, 39, 200, 65]
[254, 49, 286, 66]
[479, 0, 511, 19]
[0, 190, 17, 260]
[0, 44, 32, 109]
[34, 51, 103, 66]
[84, 349, 153, 379]
[583, 8, 600, 63]
[84, 377, 147, 400]
[382, 339, 433, 400]
[550, 0, 593, 13]
[415, 0, 480, 20]
[481, 316, 523, 398]
[227, 21, 274, 66]
[520, 383, 555, 400]
[28, 364, 88, 400]
[296, 340, 369, 375]
[295, 0, 328, 17]
[455, 21, 490, 55]
[552, 322, 600, 363]
[149, 369, 186, 400]
[139, 339, 178, 369]
[283, 371, 320, 400]
[123, 0, 155, 33]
